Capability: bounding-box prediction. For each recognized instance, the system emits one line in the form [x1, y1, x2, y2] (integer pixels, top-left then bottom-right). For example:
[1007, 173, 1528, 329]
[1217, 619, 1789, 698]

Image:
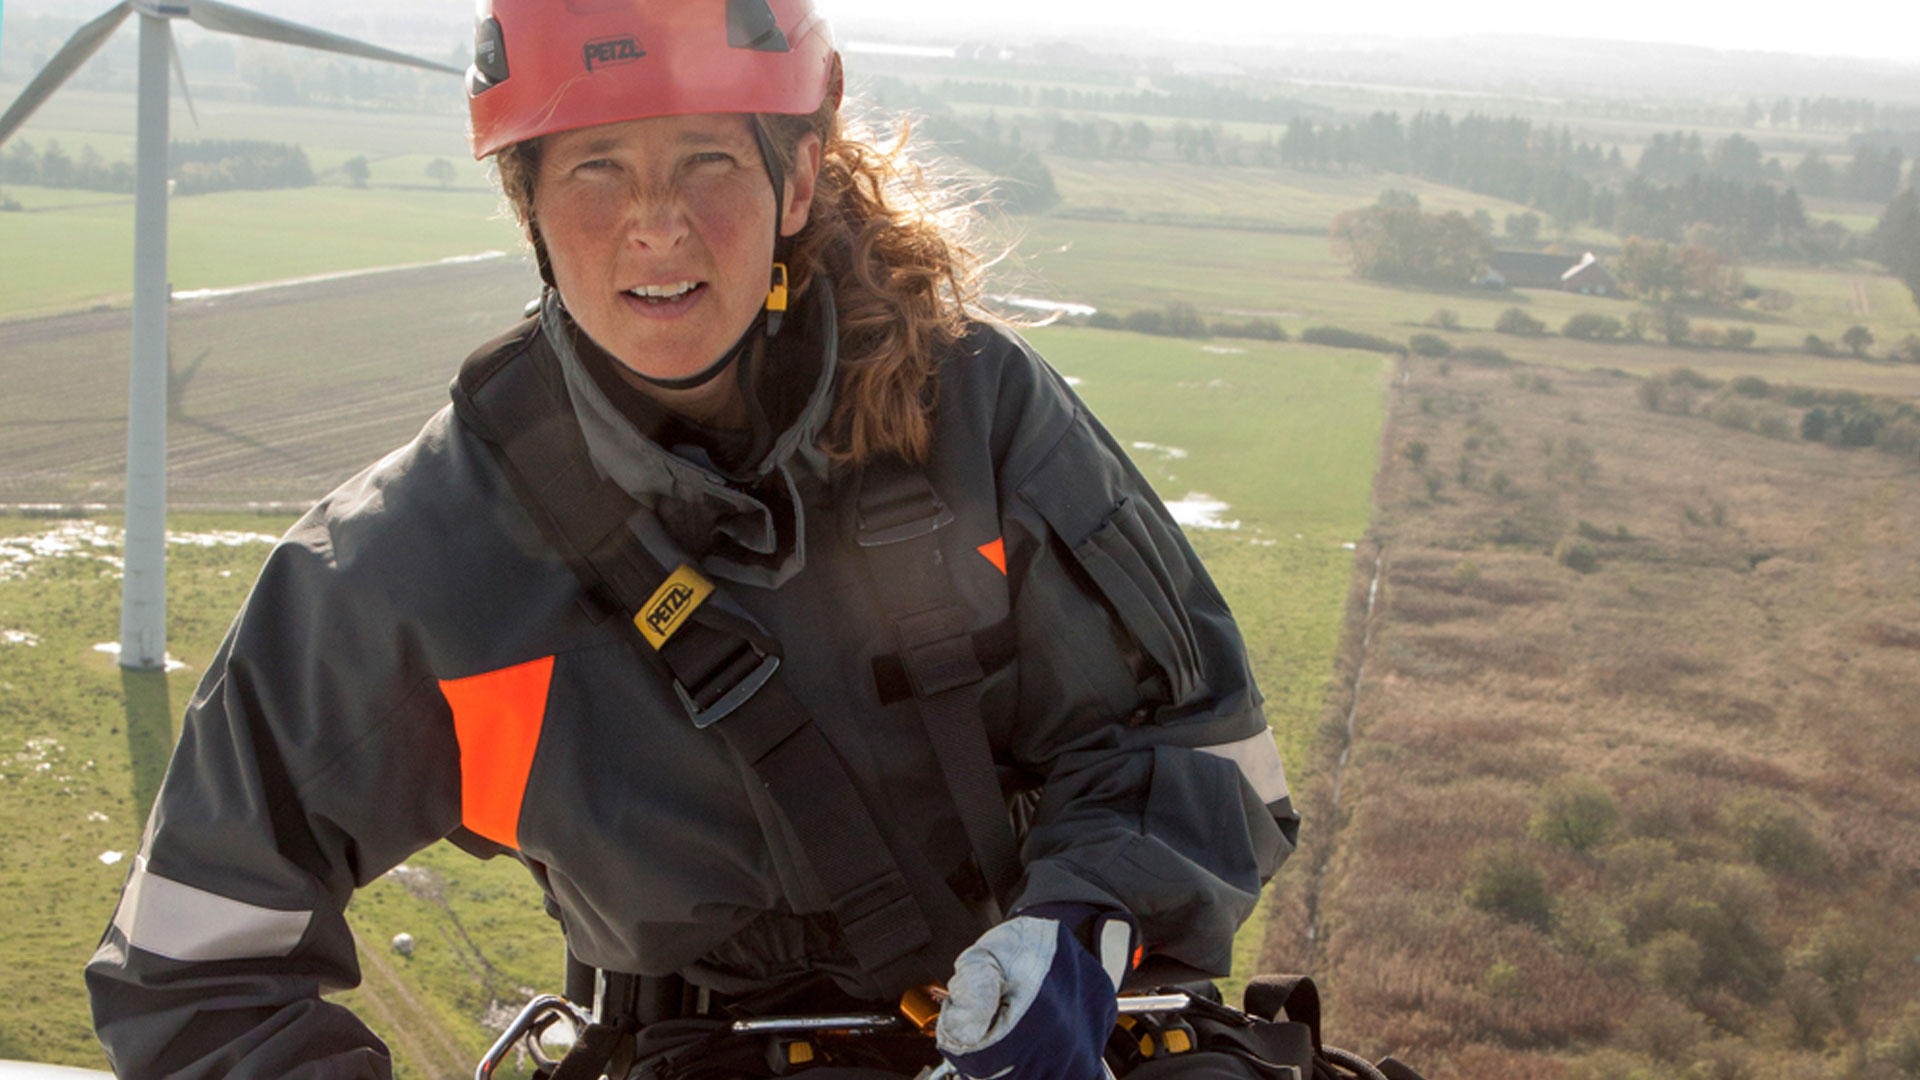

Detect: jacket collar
[541, 283, 839, 589]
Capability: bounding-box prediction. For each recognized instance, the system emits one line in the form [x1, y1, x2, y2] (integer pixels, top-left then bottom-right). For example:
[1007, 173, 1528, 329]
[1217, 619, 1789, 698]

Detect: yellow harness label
[637, 565, 713, 650]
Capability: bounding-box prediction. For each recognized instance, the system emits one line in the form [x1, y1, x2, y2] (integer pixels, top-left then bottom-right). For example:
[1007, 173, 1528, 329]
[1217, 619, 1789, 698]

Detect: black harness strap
[854, 457, 1023, 909]
[449, 328, 938, 990]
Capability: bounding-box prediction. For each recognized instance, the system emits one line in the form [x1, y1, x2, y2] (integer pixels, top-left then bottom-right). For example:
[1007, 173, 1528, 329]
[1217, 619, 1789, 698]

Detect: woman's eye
[691, 152, 734, 166]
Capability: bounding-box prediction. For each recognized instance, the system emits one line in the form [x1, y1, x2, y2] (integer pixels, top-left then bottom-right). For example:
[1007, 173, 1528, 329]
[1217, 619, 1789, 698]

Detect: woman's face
[533, 113, 819, 417]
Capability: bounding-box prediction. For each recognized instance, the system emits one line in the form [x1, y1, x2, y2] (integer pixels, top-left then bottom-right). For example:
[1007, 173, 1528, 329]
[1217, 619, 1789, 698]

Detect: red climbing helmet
[467, 0, 838, 160]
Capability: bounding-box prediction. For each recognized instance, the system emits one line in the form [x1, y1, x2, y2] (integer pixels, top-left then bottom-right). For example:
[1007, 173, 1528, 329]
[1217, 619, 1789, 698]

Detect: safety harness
[448, 286, 1021, 1040]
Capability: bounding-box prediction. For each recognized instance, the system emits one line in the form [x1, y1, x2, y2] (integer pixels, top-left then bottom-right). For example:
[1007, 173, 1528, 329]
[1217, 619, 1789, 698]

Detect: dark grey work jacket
[85, 301, 1298, 1080]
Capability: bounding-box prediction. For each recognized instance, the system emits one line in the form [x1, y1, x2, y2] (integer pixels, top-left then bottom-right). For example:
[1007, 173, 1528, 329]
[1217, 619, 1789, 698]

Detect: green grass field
[0, 513, 557, 1076]
[0, 185, 517, 318]
[1044, 157, 1620, 248]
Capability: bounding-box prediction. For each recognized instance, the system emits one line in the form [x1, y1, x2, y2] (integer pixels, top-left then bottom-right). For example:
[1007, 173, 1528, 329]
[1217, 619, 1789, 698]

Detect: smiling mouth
[626, 280, 704, 303]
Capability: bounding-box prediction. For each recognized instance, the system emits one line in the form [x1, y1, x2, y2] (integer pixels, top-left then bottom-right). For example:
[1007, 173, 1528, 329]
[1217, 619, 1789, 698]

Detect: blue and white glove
[935, 904, 1137, 1080]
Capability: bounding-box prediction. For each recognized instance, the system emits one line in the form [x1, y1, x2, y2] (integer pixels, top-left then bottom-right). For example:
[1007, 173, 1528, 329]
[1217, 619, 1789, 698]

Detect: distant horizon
[824, 0, 1920, 66]
[5, 0, 1920, 69]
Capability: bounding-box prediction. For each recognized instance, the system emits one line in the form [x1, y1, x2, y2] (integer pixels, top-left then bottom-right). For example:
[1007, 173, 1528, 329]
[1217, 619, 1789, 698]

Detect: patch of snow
[99, 851, 124, 866]
[92, 642, 188, 672]
[2, 521, 274, 582]
[88, 811, 109, 822]
[1130, 442, 1189, 460]
[169, 530, 278, 548]
[988, 294, 1096, 317]
[1343, 542, 1358, 550]
[1164, 494, 1240, 531]
[1, 521, 121, 579]
[2, 629, 40, 647]
[1201, 345, 1245, 355]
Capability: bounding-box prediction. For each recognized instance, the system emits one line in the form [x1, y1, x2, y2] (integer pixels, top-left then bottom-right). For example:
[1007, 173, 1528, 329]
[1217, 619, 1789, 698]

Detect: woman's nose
[624, 189, 689, 252]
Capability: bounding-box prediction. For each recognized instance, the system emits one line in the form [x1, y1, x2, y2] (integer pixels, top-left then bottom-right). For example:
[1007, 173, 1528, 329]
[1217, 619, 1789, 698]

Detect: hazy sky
[824, 0, 1920, 65]
[4, 0, 1918, 67]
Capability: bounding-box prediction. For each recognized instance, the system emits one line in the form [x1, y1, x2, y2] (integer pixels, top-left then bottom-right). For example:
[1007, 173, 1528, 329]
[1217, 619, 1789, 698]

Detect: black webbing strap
[547, 1015, 637, 1080]
[1242, 975, 1324, 1055]
[449, 332, 937, 987]
[854, 457, 1022, 908]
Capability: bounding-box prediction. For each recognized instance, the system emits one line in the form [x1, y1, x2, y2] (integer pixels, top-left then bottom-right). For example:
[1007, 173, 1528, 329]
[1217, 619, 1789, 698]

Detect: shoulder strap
[450, 331, 940, 991]
[853, 456, 1023, 911]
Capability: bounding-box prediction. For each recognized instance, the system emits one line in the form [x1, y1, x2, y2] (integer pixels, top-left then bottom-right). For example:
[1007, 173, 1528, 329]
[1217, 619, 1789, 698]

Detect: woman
[87, 3, 1297, 1078]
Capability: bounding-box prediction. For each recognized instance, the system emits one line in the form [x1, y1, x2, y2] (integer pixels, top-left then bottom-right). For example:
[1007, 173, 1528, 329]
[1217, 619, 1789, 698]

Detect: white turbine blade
[168, 25, 201, 128]
[0, 1, 136, 146]
[184, 0, 463, 75]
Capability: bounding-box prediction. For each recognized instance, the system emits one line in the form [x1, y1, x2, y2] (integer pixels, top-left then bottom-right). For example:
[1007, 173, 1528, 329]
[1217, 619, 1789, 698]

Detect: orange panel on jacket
[440, 655, 555, 849]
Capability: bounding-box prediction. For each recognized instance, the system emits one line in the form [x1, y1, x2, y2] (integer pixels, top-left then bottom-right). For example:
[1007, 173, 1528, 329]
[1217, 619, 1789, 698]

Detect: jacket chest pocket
[1018, 419, 1209, 706]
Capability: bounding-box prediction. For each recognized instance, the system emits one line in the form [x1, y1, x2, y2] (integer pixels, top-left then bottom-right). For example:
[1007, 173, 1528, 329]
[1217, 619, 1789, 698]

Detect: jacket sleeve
[988, 337, 1299, 978]
[85, 504, 465, 1079]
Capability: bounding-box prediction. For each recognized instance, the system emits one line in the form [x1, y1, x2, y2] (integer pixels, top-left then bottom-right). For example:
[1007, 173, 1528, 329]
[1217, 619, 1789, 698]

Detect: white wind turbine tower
[0, 1, 463, 670]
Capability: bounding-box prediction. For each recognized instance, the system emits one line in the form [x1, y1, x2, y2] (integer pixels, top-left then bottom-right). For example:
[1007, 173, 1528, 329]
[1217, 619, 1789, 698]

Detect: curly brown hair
[492, 57, 985, 465]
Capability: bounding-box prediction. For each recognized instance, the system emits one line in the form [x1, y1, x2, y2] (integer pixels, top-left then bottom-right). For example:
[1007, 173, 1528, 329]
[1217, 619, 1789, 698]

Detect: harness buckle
[672, 643, 782, 730]
[855, 472, 954, 547]
[896, 606, 986, 697]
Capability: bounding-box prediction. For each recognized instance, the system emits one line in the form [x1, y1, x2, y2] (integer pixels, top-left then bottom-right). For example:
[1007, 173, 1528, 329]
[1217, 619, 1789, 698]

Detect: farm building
[1476, 250, 1620, 296]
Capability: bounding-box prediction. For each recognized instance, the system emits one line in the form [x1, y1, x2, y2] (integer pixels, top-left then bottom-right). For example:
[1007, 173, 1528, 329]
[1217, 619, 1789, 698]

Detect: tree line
[864, 74, 1324, 127]
[1874, 188, 1920, 312]
[1747, 95, 1920, 132]
[912, 115, 1059, 214]
[1, 138, 313, 195]
[1278, 111, 1906, 260]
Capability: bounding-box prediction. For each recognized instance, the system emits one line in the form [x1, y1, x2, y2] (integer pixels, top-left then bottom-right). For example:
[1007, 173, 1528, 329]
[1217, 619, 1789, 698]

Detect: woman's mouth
[621, 280, 706, 317]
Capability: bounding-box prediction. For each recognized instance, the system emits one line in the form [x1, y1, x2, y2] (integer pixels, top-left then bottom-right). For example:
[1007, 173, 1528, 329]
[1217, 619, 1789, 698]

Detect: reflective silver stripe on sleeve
[112, 855, 313, 963]
[1198, 729, 1290, 804]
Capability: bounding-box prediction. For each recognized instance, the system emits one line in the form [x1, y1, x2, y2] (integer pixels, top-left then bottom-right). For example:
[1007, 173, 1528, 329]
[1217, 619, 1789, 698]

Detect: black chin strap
[629, 314, 760, 392]
[624, 116, 792, 393]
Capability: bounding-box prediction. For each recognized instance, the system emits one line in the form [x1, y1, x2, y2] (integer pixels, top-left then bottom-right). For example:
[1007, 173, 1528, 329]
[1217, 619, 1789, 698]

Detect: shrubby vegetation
[1084, 304, 1287, 342]
[1453, 345, 1513, 367]
[1494, 307, 1547, 336]
[1634, 367, 1920, 462]
[1298, 326, 1405, 354]
[1562, 312, 1624, 341]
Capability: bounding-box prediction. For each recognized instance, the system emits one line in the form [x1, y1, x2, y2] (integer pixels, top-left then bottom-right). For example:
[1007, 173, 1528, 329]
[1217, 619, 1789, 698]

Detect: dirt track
[0, 255, 543, 509]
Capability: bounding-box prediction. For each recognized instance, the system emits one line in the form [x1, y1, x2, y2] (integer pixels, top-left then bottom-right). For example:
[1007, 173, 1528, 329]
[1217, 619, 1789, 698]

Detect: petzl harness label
[637, 564, 713, 650]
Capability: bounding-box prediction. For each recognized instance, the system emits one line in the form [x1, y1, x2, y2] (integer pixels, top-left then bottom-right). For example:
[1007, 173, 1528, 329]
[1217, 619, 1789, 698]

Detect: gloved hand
[935, 904, 1137, 1080]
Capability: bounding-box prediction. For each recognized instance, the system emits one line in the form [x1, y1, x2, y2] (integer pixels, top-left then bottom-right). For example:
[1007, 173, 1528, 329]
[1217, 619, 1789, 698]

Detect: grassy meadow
[0, 513, 558, 1077]
[1284, 353, 1920, 1080]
